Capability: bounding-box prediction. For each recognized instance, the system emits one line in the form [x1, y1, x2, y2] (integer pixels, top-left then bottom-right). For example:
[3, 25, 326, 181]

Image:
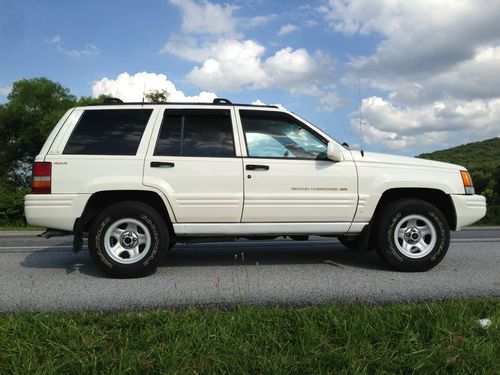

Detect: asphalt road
[0, 228, 498, 311]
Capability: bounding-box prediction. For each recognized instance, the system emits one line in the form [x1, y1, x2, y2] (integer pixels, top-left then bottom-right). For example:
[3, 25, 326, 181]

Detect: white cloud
[61, 44, 100, 58]
[354, 96, 500, 152]
[322, 0, 500, 78]
[318, 91, 343, 111]
[164, 37, 332, 92]
[47, 35, 61, 45]
[251, 99, 266, 105]
[168, 0, 276, 37]
[183, 39, 267, 91]
[46, 35, 100, 58]
[92, 72, 217, 102]
[241, 15, 277, 28]
[251, 99, 286, 110]
[278, 24, 299, 36]
[320, 0, 500, 152]
[0, 85, 11, 96]
[169, 0, 238, 36]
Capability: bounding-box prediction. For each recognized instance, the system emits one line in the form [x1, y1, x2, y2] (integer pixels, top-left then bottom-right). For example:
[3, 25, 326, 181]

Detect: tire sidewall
[378, 200, 450, 271]
[89, 202, 168, 278]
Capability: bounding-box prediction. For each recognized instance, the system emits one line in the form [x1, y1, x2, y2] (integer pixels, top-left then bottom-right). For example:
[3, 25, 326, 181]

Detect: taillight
[32, 162, 52, 194]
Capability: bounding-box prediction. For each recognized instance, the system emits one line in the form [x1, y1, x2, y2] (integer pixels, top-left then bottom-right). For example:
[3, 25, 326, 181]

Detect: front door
[238, 109, 358, 223]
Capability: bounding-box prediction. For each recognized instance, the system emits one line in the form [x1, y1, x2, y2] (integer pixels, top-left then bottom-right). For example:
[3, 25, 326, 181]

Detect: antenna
[141, 83, 146, 107]
[358, 70, 365, 157]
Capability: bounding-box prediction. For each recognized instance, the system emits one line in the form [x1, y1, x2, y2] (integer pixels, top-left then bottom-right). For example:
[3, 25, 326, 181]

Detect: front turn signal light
[460, 170, 474, 195]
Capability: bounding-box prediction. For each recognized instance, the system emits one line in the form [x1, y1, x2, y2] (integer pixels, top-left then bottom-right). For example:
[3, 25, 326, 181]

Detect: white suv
[25, 98, 487, 277]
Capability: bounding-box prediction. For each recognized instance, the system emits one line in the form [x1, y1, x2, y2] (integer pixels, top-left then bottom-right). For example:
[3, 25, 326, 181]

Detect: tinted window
[155, 109, 235, 157]
[64, 109, 152, 155]
[240, 110, 327, 159]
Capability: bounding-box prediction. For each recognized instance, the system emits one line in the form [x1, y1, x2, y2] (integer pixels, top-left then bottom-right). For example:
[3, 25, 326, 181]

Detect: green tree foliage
[145, 89, 170, 103]
[0, 78, 75, 186]
[0, 78, 108, 188]
[418, 137, 500, 225]
[0, 77, 109, 225]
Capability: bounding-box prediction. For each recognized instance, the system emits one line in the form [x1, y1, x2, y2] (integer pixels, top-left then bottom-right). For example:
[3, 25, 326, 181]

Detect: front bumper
[451, 194, 487, 229]
[24, 194, 90, 231]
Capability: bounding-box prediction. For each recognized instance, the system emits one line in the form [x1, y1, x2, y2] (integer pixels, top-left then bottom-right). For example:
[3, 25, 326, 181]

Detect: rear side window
[154, 109, 235, 157]
[63, 109, 153, 155]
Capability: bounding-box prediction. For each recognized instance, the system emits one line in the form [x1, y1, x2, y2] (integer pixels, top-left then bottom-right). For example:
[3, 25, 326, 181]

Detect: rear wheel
[89, 201, 168, 278]
[375, 199, 449, 272]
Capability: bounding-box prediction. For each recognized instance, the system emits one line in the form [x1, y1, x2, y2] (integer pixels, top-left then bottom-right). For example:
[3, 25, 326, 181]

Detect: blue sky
[1, 0, 499, 155]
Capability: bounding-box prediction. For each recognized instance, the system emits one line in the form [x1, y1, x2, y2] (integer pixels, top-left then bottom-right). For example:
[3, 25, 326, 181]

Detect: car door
[143, 107, 244, 223]
[237, 109, 358, 224]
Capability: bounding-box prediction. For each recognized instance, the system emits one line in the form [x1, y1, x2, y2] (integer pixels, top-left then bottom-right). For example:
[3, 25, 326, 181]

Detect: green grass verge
[0, 225, 44, 231]
[0, 299, 498, 374]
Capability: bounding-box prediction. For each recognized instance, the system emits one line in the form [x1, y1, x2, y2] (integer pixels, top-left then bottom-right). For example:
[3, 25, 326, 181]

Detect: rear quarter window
[63, 109, 153, 155]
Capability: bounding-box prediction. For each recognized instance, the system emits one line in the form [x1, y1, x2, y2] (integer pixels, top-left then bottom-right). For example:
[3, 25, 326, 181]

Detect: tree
[145, 89, 170, 103]
[0, 78, 79, 187]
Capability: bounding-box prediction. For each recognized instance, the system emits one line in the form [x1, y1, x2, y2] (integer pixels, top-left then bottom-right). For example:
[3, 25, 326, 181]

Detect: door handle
[246, 164, 269, 171]
[150, 161, 175, 168]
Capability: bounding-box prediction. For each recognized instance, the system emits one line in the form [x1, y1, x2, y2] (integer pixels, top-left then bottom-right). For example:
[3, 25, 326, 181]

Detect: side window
[240, 110, 327, 159]
[155, 109, 235, 157]
[63, 109, 152, 155]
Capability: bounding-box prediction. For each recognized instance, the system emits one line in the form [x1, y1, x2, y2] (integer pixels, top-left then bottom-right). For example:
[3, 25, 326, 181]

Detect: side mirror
[327, 142, 343, 162]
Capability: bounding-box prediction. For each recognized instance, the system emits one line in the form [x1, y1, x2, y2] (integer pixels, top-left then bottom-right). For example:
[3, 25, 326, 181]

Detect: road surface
[0, 228, 498, 311]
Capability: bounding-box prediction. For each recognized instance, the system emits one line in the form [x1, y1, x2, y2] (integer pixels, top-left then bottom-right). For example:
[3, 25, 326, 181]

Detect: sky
[1, 0, 500, 156]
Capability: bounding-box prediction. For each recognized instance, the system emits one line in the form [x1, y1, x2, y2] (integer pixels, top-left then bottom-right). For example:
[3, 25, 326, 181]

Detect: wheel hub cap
[404, 227, 422, 244]
[120, 231, 139, 249]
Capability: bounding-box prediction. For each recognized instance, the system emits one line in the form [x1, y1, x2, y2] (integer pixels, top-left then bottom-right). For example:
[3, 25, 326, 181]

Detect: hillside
[418, 137, 500, 225]
[418, 137, 500, 171]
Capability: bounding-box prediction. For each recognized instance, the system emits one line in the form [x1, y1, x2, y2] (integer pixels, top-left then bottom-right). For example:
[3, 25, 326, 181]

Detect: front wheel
[375, 199, 450, 272]
[89, 201, 169, 278]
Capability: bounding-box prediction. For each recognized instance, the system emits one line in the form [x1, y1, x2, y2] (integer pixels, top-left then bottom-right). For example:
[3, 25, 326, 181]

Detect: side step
[38, 229, 72, 239]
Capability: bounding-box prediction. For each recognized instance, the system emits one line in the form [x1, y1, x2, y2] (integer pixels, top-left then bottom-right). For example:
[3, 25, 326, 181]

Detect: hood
[349, 150, 464, 171]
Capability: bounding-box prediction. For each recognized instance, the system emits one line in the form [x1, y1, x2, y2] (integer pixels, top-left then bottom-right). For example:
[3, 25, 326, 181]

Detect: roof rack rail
[213, 98, 232, 104]
[102, 97, 124, 104]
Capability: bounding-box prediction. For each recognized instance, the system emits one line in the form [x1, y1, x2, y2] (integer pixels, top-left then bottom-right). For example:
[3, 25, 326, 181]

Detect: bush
[0, 187, 30, 226]
[478, 204, 500, 226]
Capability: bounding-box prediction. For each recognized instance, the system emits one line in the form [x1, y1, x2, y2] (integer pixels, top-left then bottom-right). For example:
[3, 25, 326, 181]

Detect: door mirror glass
[327, 142, 343, 162]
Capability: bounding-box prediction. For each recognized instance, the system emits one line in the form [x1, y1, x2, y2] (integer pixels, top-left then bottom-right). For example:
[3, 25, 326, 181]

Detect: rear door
[237, 109, 358, 223]
[143, 107, 244, 223]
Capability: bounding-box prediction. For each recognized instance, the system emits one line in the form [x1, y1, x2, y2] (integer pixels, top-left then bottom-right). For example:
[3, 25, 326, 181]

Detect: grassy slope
[1, 299, 498, 374]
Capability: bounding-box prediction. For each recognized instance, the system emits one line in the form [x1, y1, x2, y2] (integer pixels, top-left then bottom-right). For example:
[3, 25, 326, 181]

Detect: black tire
[89, 201, 169, 278]
[375, 199, 450, 272]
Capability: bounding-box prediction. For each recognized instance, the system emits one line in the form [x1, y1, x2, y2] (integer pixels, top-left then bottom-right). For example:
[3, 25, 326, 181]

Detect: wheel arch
[373, 188, 456, 230]
[358, 188, 456, 251]
[76, 190, 176, 241]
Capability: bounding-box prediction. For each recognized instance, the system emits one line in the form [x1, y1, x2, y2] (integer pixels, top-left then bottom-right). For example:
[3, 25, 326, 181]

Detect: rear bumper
[24, 194, 90, 231]
[451, 194, 487, 229]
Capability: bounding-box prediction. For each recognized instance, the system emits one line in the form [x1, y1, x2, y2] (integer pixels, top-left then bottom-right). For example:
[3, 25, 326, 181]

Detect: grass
[0, 299, 498, 374]
[0, 225, 44, 231]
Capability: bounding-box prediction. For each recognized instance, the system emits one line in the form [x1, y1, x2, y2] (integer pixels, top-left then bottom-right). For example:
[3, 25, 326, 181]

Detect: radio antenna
[141, 83, 146, 108]
[357, 70, 364, 157]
